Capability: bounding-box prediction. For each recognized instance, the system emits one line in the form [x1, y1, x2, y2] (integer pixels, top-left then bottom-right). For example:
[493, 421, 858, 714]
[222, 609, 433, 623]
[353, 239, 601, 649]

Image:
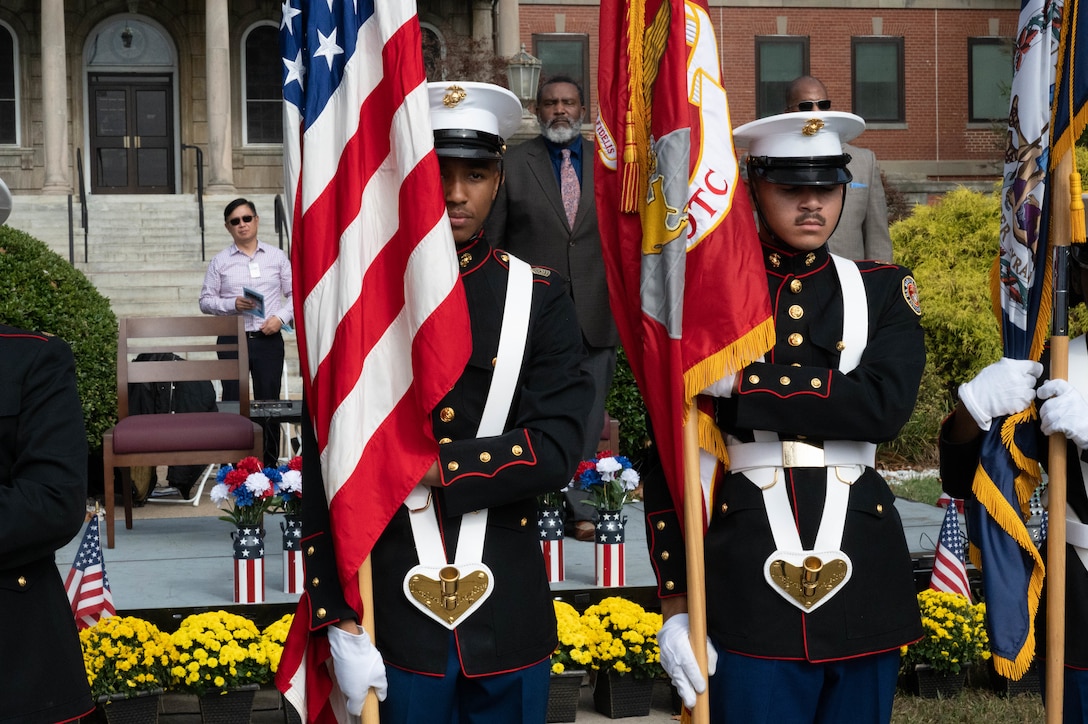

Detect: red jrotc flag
[276, 0, 472, 719]
[64, 514, 116, 629]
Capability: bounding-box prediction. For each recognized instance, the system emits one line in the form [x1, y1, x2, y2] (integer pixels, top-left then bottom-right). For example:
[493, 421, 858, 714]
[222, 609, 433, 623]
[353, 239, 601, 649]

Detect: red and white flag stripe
[234, 558, 265, 604]
[283, 549, 304, 594]
[596, 543, 626, 588]
[541, 540, 565, 583]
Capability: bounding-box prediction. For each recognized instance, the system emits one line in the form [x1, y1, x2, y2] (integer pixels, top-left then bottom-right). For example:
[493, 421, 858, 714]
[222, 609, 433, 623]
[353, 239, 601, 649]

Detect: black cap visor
[748, 154, 853, 186]
[433, 129, 505, 160]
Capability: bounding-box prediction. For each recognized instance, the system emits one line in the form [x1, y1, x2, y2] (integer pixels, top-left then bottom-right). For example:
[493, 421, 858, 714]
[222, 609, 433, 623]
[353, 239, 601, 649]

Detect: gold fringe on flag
[684, 318, 776, 405]
[620, 0, 646, 213]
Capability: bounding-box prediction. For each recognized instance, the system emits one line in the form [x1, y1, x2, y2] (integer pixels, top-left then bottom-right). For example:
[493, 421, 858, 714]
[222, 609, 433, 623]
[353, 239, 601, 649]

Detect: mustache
[795, 213, 825, 225]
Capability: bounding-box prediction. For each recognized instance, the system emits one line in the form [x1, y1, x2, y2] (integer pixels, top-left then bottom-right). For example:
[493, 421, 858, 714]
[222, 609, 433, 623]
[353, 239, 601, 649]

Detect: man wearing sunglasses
[199, 198, 294, 464]
[785, 76, 893, 264]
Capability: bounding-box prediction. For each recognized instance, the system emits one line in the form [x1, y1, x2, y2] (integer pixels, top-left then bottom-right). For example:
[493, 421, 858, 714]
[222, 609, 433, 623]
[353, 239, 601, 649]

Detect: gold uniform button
[721, 502, 728, 513]
[438, 437, 452, 444]
[788, 333, 803, 346]
[306, 546, 315, 556]
[491, 357, 497, 367]
[660, 551, 670, 561]
[656, 520, 666, 530]
[500, 253, 510, 262]
[316, 608, 327, 619]
[480, 452, 492, 463]
[788, 304, 804, 319]
[520, 518, 528, 526]
[439, 407, 455, 423]
[511, 444, 523, 456]
[748, 374, 760, 385]
[790, 279, 802, 293]
[811, 378, 822, 389]
[876, 504, 884, 514]
[665, 581, 675, 591]
[836, 341, 846, 351]
[311, 577, 320, 587]
[779, 376, 791, 386]
[17, 576, 27, 588]
[447, 461, 460, 472]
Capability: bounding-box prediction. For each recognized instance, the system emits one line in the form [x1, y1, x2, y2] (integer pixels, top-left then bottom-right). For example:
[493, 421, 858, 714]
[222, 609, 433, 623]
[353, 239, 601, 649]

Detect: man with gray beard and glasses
[485, 76, 619, 541]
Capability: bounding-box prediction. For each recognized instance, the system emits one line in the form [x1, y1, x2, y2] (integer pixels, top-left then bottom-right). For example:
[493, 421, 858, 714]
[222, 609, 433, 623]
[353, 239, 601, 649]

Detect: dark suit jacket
[827, 143, 894, 262]
[485, 135, 619, 349]
[0, 326, 94, 723]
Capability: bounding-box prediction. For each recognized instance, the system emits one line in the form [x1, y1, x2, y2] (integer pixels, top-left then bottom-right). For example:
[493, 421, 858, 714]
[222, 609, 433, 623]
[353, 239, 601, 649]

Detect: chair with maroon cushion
[102, 315, 263, 548]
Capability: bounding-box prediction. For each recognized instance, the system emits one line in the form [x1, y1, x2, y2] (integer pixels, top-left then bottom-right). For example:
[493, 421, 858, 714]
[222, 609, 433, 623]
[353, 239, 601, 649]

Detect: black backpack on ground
[128, 352, 217, 501]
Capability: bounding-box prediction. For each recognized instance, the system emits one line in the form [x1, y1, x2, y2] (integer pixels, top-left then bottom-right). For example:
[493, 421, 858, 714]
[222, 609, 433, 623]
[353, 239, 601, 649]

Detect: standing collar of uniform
[761, 241, 830, 276]
[456, 229, 491, 274]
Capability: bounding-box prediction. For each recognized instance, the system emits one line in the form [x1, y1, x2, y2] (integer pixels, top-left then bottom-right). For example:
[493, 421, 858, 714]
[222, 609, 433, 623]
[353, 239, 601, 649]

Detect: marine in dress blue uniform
[646, 112, 925, 723]
[940, 253, 1088, 719]
[302, 82, 593, 724]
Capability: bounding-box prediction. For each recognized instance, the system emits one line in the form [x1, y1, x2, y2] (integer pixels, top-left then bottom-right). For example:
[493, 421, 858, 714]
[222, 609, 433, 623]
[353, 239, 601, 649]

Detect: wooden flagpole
[1046, 151, 1085, 723]
[682, 408, 710, 724]
[360, 556, 380, 723]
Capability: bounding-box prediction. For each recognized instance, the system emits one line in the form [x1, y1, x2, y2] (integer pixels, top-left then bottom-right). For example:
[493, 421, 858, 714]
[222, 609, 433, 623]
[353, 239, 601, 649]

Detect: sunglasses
[228, 215, 255, 226]
[794, 100, 832, 111]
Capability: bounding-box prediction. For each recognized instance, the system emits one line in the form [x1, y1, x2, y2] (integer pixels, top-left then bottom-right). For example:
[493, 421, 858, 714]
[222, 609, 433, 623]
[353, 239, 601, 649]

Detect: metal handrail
[70, 148, 89, 263]
[274, 194, 290, 252]
[181, 144, 205, 260]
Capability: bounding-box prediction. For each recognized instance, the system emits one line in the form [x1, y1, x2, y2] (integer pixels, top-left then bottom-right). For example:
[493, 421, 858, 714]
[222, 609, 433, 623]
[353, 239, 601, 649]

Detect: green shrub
[605, 347, 650, 462]
[0, 226, 117, 448]
[894, 187, 1004, 392]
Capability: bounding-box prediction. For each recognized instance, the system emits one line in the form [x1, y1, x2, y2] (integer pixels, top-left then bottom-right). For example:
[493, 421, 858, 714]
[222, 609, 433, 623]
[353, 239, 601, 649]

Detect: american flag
[930, 502, 972, 602]
[276, 1, 471, 719]
[64, 514, 115, 629]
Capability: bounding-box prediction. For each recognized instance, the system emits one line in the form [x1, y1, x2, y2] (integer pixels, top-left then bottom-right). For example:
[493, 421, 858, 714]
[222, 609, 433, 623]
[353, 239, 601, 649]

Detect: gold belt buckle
[408, 565, 491, 626]
[768, 555, 849, 609]
[781, 441, 824, 468]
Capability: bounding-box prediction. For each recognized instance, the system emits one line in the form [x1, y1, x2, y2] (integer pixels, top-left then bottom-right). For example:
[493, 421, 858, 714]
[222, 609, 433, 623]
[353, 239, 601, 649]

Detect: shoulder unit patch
[902, 275, 921, 316]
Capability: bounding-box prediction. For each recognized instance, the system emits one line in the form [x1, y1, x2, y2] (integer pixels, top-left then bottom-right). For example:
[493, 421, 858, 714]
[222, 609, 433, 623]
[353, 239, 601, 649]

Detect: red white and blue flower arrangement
[212, 456, 303, 526]
[575, 451, 641, 512]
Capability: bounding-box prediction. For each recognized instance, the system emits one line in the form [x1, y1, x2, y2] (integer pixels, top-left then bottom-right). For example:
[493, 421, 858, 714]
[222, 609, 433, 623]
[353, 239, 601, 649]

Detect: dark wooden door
[89, 74, 174, 193]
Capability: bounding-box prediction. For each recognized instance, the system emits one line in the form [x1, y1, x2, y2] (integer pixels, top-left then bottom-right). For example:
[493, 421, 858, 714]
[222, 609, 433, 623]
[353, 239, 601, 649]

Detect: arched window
[420, 23, 444, 82]
[0, 21, 19, 145]
[242, 23, 281, 145]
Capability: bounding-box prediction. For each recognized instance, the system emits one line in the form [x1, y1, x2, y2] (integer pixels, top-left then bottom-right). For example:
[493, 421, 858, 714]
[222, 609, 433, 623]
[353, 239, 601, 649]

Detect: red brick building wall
[518, 2, 1020, 180]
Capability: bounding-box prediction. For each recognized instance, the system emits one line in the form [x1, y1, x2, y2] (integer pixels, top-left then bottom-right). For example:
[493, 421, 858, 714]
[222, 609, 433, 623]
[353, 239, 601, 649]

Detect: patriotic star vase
[594, 509, 627, 587]
[538, 506, 565, 583]
[280, 514, 304, 594]
[232, 525, 265, 604]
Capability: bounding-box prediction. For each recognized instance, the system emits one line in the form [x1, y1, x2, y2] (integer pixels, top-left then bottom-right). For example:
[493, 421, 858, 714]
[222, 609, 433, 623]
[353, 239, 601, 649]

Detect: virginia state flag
[595, 0, 774, 520]
[970, 0, 1061, 680]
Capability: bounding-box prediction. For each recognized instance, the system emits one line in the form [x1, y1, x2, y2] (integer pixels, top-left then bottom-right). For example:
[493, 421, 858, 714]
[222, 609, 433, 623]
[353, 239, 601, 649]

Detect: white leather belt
[726, 440, 877, 472]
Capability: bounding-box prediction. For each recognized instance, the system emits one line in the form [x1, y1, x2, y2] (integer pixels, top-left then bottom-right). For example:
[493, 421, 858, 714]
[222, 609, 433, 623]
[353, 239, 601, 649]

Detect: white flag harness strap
[403, 254, 533, 629]
[731, 255, 869, 612]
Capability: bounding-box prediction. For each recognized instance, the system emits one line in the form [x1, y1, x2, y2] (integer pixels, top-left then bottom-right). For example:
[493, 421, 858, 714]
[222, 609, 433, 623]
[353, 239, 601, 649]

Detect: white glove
[657, 614, 718, 709]
[958, 358, 1043, 431]
[700, 373, 738, 398]
[1039, 378, 1088, 450]
[328, 624, 388, 713]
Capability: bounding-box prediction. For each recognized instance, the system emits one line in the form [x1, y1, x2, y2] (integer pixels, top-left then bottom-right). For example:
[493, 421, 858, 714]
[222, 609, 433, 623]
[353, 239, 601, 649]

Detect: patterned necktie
[560, 148, 580, 228]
